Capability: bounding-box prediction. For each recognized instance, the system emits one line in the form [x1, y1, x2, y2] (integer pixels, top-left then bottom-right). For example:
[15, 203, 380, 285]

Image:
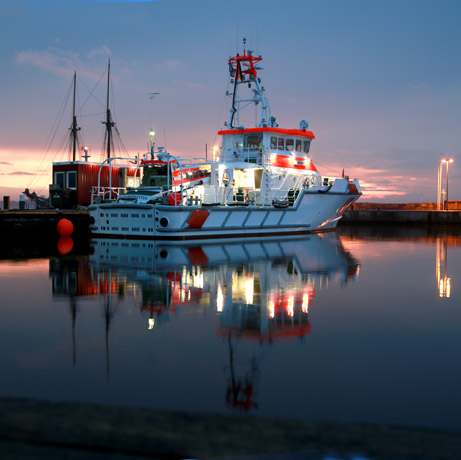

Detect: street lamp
[149, 130, 155, 159]
[442, 158, 454, 210]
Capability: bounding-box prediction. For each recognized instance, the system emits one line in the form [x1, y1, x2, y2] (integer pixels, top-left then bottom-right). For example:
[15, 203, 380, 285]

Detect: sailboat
[49, 61, 141, 208]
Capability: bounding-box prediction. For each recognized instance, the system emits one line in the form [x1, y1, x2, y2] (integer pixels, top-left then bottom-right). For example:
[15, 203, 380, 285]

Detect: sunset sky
[1, 0, 460, 203]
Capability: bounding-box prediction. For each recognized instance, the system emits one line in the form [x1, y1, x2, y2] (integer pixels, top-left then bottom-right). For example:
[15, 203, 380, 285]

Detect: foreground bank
[1, 397, 460, 460]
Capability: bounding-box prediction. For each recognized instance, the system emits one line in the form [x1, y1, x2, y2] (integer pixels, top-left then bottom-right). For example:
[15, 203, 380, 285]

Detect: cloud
[87, 46, 112, 59]
[16, 46, 112, 81]
[155, 59, 183, 74]
[0, 161, 12, 165]
[0, 171, 35, 176]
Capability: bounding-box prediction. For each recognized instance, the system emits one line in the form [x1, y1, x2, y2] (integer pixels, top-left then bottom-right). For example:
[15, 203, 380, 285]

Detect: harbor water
[0, 227, 460, 433]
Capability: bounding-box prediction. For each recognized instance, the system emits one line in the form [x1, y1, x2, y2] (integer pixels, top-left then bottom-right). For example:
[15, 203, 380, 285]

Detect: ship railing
[198, 184, 310, 207]
[91, 186, 126, 204]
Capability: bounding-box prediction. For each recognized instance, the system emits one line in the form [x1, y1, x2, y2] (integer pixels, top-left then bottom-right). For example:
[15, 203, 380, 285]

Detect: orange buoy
[57, 218, 74, 236]
[57, 236, 74, 255]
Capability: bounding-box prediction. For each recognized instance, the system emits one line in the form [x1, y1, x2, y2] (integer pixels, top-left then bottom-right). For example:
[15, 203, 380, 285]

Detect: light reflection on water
[0, 228, 460, 433]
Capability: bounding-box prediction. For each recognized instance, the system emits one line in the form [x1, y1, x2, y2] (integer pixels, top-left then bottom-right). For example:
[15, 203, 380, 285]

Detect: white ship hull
[89, 185, 359, 240]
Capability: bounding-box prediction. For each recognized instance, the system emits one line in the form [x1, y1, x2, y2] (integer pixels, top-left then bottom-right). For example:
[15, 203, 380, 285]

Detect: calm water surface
[0, 228, 460, 432]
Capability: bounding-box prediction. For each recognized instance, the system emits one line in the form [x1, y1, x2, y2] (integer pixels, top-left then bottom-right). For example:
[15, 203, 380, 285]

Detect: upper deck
[217, 126, 316, 164]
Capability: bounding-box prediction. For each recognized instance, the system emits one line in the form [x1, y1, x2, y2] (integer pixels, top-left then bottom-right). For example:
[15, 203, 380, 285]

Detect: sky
[1, 0, 460, 203]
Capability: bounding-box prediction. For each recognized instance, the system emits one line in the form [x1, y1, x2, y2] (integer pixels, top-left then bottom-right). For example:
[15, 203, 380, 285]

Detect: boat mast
[70, 71, 81, 162]
[227, 38, 271, 129]
[103, 59, 114, 159]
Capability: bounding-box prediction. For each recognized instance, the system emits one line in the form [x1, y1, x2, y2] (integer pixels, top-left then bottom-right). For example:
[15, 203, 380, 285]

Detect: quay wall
[341, 209, 461, 226]
[0, 210, 91, 240]
[350, 201, 461, 211]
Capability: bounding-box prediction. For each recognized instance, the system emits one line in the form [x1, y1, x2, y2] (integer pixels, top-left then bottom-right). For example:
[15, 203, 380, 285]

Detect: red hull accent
[187, 209, 210, 229]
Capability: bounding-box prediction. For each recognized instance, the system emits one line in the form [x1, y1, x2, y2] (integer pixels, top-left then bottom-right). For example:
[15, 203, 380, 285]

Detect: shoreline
[1, 397, 460, 459]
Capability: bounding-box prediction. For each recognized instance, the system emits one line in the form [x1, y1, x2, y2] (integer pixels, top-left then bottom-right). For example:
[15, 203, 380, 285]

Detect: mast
[70, 71, 81, 162]
[102, 59, 114, 160]
[226, 38, 271, 129]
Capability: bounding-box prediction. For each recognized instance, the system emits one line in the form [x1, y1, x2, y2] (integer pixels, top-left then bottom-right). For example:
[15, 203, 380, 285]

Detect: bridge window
[286, 139, 294, 152]
[296, 140, 302, 152]
[303, 140, 310, 153]
[193, 170, 199, 179]
[270, 137, 277, 149]
[245, 134, 262, 148]
[278, 138, 285, 150]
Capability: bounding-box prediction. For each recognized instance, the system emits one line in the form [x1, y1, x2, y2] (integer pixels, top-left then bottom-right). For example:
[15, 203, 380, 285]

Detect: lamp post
[149, 130, 155, 159]
[442, 158, 454, 210]
[437, 155, 442, 210]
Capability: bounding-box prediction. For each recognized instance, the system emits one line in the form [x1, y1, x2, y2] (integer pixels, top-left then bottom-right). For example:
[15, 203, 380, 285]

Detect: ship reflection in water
[3, 227, 460, 433]
[51, 232, 359, 410]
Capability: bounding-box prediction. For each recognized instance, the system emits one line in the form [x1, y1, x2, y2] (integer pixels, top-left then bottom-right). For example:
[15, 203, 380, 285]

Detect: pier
[341, 201, 461, 226]
[0, 209, 91, 240]
[341, 209, 461, 226]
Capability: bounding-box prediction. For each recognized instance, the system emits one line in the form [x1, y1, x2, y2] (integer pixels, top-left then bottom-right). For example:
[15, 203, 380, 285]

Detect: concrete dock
[0, 209, 91, 239]
[341, 209, 461, 226]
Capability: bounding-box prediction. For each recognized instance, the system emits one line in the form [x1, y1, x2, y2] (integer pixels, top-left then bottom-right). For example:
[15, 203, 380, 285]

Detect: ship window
[277, 138, 285, 150]
[270, 137, 277, 149]
[245, 134, 262, 148]
[286, 139, 294, 152]
[193, 170, 199, 179]
[296, 140, 302, 152]
[186, 171, 193, 180]
[303, 140, 310, 153]
[54, 172, 65, 188]
[66, 171, 77, 189]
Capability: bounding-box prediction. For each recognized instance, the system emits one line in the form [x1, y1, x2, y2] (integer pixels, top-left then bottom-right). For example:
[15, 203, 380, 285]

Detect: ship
[88, 40, 361, 239]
